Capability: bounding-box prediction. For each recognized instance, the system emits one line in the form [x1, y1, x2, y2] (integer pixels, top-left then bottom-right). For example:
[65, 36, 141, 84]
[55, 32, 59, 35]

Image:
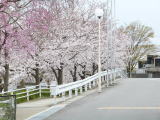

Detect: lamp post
[95, 8, 104, 93]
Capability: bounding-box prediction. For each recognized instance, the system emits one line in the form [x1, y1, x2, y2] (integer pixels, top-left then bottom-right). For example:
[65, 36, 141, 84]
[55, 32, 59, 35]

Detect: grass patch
[41, 89, 50, 98]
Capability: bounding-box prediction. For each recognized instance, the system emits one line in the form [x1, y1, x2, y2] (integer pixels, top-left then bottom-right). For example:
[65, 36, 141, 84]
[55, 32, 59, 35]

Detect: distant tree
[122, 22, 156, 77]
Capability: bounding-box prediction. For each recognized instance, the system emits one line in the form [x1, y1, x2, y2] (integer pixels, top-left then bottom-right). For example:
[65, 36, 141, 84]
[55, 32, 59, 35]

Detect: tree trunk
[31, 63, 42, 86]
[3, 63, 9, 92]
[0, 78, 4, 92]
[3, 44, 9, 92]
[127, 61, 133, 78]
[35, 63, 40, 85]
[78, 64, 86, 79]
[57, 68, 63, 85]
[70, 64, 77, 82]
[92, 63, 97, 75]
[51, 64, 63, 85]
[0, 84, 4, 92]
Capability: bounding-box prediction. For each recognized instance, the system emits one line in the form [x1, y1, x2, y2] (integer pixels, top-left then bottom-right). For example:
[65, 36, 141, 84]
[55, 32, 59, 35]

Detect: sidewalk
[16, 87, 99, 120]
[17, 98, 54, 120]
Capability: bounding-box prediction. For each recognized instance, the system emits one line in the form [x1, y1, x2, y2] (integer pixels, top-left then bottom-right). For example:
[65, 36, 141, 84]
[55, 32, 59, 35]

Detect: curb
[25, 104, 66, 120]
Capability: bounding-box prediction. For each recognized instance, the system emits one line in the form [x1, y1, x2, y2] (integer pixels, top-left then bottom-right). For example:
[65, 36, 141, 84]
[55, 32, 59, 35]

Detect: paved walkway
[46, 78, 160, 120]
[17, 98, 54, 120]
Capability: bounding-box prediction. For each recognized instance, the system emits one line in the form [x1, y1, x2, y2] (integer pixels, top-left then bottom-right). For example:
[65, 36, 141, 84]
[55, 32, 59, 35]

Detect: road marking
[97, 107, 160, 110]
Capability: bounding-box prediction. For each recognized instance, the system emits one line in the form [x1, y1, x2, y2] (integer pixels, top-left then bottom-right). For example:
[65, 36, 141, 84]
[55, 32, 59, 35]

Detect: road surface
[46, 78, 160, 120]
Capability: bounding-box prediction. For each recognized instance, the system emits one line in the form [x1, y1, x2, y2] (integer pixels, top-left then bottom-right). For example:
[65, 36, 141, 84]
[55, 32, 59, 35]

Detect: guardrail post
[116, 70, 117, 78]
[75, 88, 78, 96]
[80, 86, 83, 94]
[112, 72, 114, 84]
[106, 79, 109, 88]
[26, 88, 29, 101]
[115, 71, 117, 80]
[89, 82, 92, 89]
[108, 74, 110, 85]
[69, 90, 72, 98]
[104, 76, 106, 83]
[120, 71, 122, 79]
[104, 75, 108, 87]
[103, 76, 105, 83]
[49, 85, 52, 97]
[85, 84, 88, 92]
[118, 71, 119, 78]
[96, 79, 99, 86]
[50, 82, 57, 103]
[101, 76, 103, 84]
[112, 72, 114, 83]
[113, 72, 116, 83]
[93, 80, 96, 87]
[62, 92, 65, 101]
[51, 85, 58, 104]
[53, 95, 57, 104]
[39, 85, 42, 98]
[105, 74, 108, 87]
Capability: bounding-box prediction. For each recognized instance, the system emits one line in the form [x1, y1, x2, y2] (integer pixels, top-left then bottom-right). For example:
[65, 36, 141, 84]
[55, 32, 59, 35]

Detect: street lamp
[95, 8, 104, 93]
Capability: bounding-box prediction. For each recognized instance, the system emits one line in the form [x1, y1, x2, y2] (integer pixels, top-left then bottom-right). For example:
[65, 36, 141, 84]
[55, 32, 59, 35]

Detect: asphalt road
[46, 78, 160, 120]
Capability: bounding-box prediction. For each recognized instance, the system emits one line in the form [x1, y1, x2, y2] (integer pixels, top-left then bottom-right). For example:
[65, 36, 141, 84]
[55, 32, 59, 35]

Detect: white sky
[115, 0, 160, 45]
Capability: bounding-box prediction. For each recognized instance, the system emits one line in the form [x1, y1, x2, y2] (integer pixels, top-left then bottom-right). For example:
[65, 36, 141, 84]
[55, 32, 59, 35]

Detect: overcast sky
[115, 0, 160, 44]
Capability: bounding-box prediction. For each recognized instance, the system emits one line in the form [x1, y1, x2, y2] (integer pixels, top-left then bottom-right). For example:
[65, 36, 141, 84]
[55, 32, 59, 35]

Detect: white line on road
[97, 107, 160, 110]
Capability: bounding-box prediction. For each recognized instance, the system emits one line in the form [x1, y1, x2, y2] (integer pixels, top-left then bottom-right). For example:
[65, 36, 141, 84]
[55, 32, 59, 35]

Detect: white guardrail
[0, 69, 126, 102]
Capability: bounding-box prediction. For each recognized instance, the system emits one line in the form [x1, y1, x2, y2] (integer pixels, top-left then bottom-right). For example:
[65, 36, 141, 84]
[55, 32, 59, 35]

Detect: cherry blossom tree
[0, 0, 32, 91]
[0, 0, 132, 91]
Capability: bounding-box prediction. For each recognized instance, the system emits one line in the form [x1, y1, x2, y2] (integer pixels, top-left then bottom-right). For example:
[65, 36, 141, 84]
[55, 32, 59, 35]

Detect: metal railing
[0, 69, 125, 102]
[51, 69, 125, 101]
[0, 85, 51, 102]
